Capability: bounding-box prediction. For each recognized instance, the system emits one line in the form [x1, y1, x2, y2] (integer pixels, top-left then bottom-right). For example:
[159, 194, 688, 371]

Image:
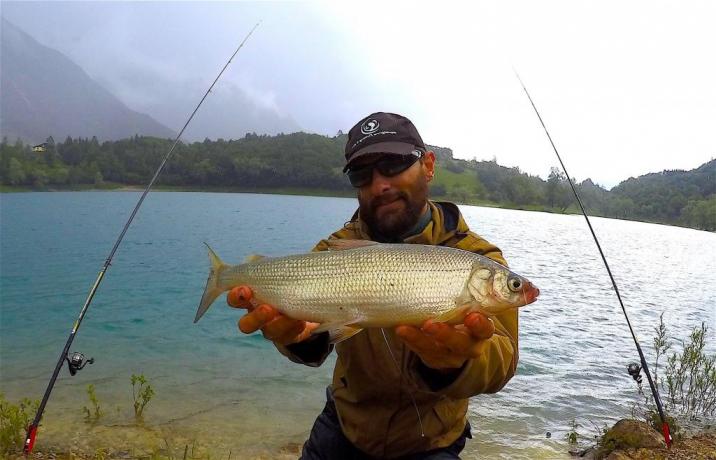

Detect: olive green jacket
[277, 201, 518, 458]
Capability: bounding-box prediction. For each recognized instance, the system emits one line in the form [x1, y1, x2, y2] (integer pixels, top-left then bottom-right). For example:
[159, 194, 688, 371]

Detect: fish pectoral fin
[325, 239, 380, 251]
[432, 304, 473, 324]
[244, 254, 267, 263]
[328, 326, 364, 344]
[313, 321, 364, 344]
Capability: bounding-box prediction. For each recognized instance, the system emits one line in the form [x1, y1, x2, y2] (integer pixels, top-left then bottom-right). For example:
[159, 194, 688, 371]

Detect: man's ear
[422, 151, 436, 181]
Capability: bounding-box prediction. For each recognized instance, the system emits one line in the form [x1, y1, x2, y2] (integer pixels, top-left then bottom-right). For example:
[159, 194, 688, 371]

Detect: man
[228, 112, 518, 459]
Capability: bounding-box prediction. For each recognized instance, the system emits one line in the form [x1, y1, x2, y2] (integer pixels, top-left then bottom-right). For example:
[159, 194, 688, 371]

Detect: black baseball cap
[343, 112, 426, 172]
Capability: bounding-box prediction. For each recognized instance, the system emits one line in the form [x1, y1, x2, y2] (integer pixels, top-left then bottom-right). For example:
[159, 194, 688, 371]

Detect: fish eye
[507, 277, 522, 292]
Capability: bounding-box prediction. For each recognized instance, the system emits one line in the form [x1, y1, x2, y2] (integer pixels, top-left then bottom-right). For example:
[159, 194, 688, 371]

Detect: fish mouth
[523, 283, 540, 305]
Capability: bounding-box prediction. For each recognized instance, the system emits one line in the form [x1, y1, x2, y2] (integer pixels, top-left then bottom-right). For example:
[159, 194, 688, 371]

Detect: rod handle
[23, 423, 38, 454]
[662, 421, 672, 448]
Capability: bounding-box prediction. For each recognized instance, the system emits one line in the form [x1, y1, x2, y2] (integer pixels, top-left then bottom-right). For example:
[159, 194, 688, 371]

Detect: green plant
[0, 393, 39, 454]
[565, 418, 578, 444]
[633, 314, 715, 435]
[663, 322, 715, 419]
[83, 383, 103, 423]
[131, 373, 154, 420]
[652, 312, 671, 388]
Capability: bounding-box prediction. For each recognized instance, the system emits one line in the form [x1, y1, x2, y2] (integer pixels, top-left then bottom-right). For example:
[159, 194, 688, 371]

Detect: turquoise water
[1, 192, 714, 458]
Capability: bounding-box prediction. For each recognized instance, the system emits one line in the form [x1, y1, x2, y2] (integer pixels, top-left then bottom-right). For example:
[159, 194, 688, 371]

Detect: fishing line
[23, 22, 261, 454]
[380, 328, 425, 437]
[513, 70, 672, 447]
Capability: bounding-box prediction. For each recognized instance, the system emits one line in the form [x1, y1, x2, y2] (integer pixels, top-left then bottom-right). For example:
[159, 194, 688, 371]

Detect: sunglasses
[346, 151, 423, 188]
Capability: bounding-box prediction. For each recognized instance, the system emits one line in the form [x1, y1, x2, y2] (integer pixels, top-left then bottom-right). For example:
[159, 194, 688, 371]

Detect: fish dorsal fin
[244, 254, 267, 263]
[325, 239, 380, 251]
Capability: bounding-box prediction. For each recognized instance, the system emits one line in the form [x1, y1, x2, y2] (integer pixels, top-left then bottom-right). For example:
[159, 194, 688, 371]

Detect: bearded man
[228, 112, 519, 459]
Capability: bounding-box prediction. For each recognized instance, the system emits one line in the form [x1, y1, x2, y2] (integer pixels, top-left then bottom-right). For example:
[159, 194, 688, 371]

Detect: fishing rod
[23, 21, 261, 454]
[513, 71, 672, 448]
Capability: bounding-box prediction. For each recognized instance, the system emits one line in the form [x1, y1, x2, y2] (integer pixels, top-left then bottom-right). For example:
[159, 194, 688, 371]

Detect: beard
[359, 179, 428, 239]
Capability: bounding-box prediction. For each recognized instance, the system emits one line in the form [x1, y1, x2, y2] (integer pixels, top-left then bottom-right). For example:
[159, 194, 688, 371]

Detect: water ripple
[1, 193, 713, 458]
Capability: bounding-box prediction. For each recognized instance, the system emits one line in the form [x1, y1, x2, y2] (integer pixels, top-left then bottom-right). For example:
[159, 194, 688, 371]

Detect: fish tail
[194, 243, 228, 323]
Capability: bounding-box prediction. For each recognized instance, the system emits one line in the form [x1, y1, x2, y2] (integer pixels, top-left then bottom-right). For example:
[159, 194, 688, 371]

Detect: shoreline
[6, 417, 715, 459]
[1, 184, 711, 232]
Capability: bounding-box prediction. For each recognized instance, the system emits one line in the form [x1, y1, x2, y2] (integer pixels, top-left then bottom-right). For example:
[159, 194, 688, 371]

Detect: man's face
[355, 151, 436, 238]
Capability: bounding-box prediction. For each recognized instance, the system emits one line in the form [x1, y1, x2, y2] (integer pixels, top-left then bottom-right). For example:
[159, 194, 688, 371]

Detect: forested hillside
[1, 134, 713, 231]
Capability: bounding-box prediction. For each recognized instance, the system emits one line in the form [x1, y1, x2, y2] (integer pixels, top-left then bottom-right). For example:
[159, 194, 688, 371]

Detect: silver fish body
[195, 241, 539, 335]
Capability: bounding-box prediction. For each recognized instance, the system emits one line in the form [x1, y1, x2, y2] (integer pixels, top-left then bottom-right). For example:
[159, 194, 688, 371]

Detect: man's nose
[370, 168, 392, 194]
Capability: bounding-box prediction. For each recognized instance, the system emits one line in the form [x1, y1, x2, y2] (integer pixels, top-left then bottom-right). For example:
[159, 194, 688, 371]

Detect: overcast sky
[2, 1, 714, 187]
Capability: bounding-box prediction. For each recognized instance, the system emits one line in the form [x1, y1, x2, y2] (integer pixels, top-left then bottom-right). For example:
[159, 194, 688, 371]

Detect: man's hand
[395, 312, 495, 371]
[227, 286, 318, 346]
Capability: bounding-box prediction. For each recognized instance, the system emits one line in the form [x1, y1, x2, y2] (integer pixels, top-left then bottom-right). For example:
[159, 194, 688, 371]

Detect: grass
[432, 167, 482, 193]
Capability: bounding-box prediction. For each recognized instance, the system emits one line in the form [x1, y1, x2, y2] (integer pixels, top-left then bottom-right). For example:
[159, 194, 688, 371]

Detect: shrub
[83, 384, 103, 423]
[0, 393, 39, 454]
[632, 313, 715, 435]
[131, 374, 154, 421]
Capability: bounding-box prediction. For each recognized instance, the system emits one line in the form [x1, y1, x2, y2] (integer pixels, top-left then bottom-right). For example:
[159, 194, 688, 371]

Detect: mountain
[612, 159, 715, 198]
[0, 18, 175, 144]
[610, 159, 716, 222]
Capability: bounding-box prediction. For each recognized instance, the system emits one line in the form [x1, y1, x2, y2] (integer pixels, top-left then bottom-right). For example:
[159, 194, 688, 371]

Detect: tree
[32, 168, 49, 187]
[681, 196, 716, 231]
[547, 167, 564, 208]
[7, 158, 26, 185]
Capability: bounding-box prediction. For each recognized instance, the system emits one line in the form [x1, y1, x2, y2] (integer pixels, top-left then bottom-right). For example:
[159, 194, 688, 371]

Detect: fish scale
[196, 241, 539, 338]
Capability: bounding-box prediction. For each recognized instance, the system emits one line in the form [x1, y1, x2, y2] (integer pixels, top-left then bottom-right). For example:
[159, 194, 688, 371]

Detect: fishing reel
[66, 351, 94, 376]
[627, 362, 642, 385]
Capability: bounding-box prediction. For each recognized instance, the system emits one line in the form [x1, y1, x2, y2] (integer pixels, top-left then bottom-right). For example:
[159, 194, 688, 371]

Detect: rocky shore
[571, 419, 715, 460]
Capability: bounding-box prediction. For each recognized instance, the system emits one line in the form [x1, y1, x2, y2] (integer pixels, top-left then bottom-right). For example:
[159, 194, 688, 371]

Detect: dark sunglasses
[346, 151, 423, 188]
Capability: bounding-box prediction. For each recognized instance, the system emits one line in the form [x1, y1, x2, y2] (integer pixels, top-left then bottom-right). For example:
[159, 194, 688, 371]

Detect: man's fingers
[237, 304, 278, 334]
[262, 316, 306, 342]
[293, 321, 320, 343]
[464, 313, 495, 340]
[396, 325, 447, 355]
[227, 286, 253, 308]
[421, 320, 476, 356]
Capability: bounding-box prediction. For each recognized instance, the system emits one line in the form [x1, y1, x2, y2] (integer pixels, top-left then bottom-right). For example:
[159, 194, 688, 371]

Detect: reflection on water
[1, 192, 714, 458]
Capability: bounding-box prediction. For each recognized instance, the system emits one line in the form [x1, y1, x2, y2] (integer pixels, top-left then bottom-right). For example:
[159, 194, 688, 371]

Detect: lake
[1, 192, 714, 459]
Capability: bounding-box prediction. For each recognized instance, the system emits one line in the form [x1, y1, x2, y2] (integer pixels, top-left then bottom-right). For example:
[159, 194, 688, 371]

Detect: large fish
[195, 240, 539, 343]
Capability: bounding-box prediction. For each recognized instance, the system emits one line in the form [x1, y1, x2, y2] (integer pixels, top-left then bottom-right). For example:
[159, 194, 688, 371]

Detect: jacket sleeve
[412, 311, 518, 398]
[274, 332, 333, 367]
[272, 237, 338, 366]
[410, 233, 519, 398]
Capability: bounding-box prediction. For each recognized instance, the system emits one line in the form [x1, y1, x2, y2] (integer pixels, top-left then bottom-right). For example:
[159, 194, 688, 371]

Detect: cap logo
[360, 119, 380, 135]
